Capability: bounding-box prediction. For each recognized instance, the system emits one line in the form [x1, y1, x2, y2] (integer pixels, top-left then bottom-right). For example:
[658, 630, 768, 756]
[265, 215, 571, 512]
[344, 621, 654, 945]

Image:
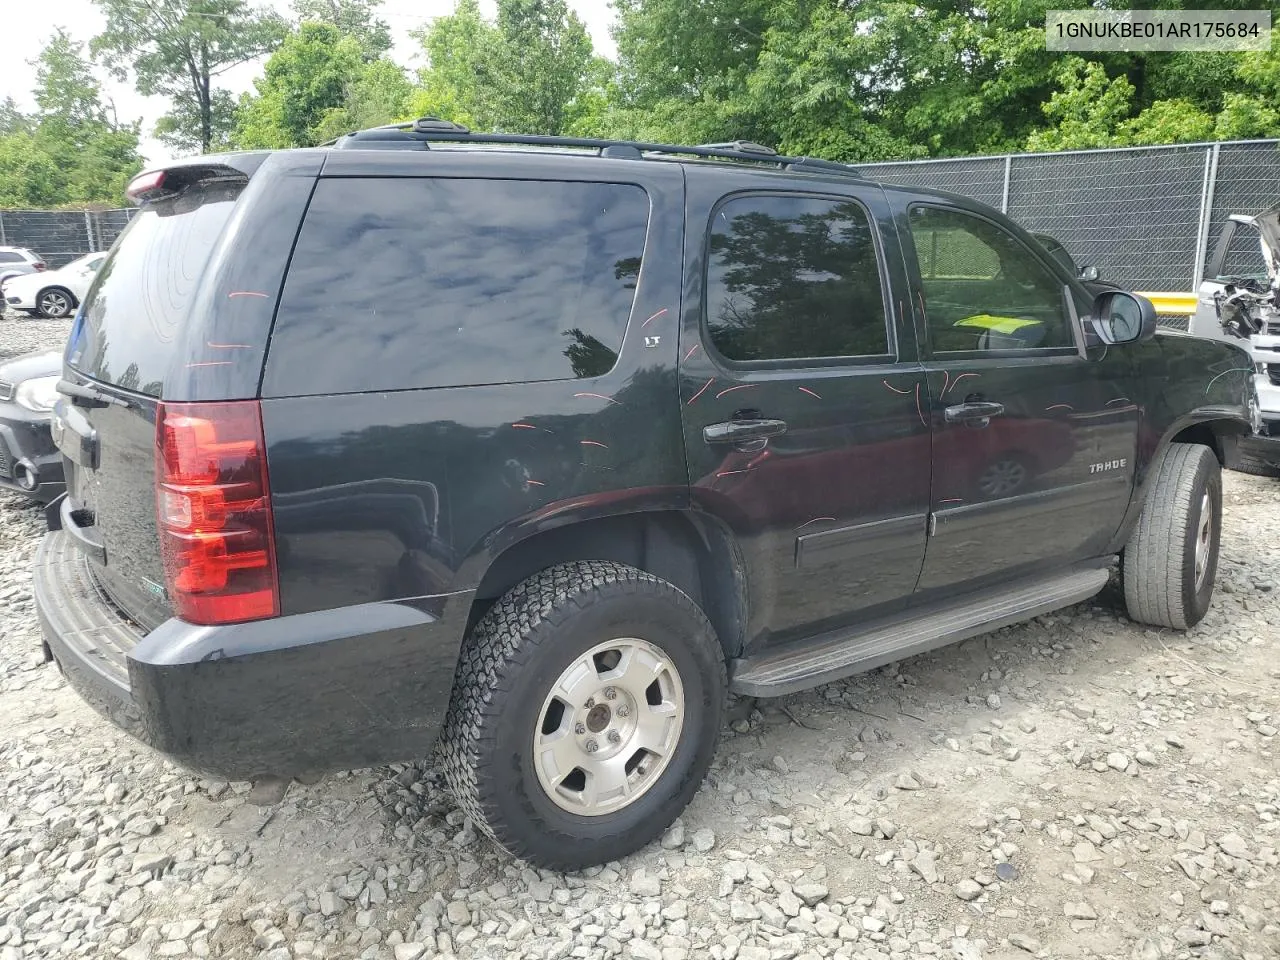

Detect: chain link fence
[0, 209, 137, 268]
[863, 138, 1280, 295]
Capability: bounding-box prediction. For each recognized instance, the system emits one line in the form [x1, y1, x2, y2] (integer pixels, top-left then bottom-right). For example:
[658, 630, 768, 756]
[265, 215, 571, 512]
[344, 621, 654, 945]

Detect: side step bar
[730, 565, 1110, 697]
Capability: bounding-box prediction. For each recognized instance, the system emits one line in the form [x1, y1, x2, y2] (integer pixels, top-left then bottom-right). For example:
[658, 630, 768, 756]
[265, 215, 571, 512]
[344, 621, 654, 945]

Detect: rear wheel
[37, 287, 74, 318]
[1122, 443, 1221, 629]
[439, 561, 725, 870]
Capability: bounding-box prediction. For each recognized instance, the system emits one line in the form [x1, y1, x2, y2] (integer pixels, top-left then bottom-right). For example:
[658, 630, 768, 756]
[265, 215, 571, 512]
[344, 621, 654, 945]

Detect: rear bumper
[0, 411, 64, 503]
[34, 529, 473, 780]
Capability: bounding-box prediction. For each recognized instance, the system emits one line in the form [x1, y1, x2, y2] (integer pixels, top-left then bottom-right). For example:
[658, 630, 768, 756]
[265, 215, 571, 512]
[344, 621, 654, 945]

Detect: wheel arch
[1107, 411, 1247, 554]
[466, 509, 748, 662]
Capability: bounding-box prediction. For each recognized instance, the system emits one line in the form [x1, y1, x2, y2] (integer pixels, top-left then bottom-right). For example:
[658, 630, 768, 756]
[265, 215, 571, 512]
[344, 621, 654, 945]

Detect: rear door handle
[703, 418, 788, 445]
[944, 401, 1005, 425]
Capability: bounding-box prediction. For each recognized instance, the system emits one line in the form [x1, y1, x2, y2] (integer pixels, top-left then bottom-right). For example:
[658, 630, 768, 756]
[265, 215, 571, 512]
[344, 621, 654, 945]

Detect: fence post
[1192, 144, 1221, 290]
[0, 211, 5, 246]
[1001, 156, 1012, 214]
[84, 211, 97, 253]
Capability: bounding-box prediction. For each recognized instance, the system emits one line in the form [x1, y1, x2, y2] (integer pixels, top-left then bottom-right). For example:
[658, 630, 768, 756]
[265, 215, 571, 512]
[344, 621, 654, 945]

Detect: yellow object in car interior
[954, 314, 1041, 335]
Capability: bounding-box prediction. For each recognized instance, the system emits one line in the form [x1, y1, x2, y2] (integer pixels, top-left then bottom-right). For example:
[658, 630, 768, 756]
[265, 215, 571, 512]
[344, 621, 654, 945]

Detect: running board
[730, 566, 1110, 697]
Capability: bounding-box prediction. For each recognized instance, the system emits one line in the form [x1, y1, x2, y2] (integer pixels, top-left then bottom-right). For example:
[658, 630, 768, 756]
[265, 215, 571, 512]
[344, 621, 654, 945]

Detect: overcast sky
[2, 0, 619, 165]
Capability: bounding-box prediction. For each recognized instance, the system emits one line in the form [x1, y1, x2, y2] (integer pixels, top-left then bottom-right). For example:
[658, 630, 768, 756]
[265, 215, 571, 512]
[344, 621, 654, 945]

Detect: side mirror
[1092, 291, 1157, 345]
[1079, 265, 1100, 282]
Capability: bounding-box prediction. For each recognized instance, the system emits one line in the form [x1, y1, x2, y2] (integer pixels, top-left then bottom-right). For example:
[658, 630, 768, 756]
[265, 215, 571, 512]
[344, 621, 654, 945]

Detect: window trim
[700, 188, 898, 371]
[907, 202, 1084, 360]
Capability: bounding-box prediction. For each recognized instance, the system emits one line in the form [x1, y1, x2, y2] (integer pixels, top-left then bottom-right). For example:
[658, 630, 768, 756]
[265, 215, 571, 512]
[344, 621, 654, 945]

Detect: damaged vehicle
[1190, 204, 1280, 476]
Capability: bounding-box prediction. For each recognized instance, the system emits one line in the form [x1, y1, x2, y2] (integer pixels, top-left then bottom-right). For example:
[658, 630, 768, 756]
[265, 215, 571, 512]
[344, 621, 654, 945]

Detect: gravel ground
[1, 316, 1278, 960]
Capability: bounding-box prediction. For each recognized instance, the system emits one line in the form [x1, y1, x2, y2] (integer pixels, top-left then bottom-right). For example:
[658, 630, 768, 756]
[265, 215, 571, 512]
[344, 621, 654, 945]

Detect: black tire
[1122, 443, 1221, 630]
[1230, 450, 1280, 478]
[36, 287, 75, 318]
[439, 560, 726, 870]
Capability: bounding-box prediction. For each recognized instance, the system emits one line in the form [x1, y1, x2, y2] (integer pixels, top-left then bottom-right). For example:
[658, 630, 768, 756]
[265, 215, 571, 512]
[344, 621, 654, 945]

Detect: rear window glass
[262, 177, 649, 396]
[67, 181, 243, 397]
[0, 252, 22, 263]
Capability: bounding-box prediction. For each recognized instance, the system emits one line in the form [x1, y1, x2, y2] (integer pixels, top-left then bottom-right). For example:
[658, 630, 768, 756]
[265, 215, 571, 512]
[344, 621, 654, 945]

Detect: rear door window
[262, 177, 650, 396]
[67, 180, 244, 397]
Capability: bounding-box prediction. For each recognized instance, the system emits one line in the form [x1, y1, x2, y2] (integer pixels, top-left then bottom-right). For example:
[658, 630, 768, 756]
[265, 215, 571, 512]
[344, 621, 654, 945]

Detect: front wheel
[1122, 443, 1221, 629]
[439, 561, 725, 870]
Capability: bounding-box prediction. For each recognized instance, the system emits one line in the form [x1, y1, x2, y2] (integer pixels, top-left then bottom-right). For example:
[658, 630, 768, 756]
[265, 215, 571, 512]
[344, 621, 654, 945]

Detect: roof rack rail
[332, 119, 863, 178]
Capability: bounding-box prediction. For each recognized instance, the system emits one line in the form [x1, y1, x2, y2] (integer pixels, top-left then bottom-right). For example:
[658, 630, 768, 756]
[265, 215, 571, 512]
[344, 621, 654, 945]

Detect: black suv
[34, 122, 1255, 870]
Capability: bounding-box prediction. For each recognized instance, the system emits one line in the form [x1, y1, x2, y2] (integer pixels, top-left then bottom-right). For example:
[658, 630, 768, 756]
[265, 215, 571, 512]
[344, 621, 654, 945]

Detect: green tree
[1026, 58, 1136, 151]
[292, 0, 392, 59]
[235, 22, 364, 147]
[0, 30, 143, 207]
[313, 57, 415, 141]
[413, 0, 594, 135]
[91, 0, 288, 154]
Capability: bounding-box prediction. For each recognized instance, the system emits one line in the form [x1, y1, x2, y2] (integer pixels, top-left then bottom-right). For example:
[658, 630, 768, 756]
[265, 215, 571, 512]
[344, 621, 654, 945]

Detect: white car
[3, 252, 106, 318]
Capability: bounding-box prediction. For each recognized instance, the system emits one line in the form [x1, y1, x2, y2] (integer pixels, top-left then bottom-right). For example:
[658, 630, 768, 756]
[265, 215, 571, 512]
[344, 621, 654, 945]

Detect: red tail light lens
[155, 400, 279, 624]
[33, 262, 46, 271]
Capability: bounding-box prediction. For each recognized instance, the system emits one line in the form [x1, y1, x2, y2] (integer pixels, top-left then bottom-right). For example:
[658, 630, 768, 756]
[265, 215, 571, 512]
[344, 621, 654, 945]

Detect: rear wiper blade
[56, 379, 130, 409]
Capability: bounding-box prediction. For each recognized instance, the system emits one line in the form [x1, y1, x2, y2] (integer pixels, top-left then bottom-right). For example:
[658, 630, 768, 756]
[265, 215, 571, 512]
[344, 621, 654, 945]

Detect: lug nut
[574, 722, 586, 735]
[585, 697, 595, 708]
[585, 739, 599, 754]
[617, 705, 630, 718]
[604, 687, 617, 700]
[608, 730, 621, 743]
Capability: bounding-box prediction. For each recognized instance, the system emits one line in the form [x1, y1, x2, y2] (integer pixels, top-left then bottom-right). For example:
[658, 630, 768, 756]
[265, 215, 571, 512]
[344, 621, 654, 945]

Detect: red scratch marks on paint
[641, 307, 668, 327]
[511, 422, 537, 429]
[939, 498, 964, 504]
[945, 373, 979, 396]
[795, 517, 836, 531]
[1106, 397, 1131, 406]
[207, 342, 253, 349]
[716, 384, 756, 399]
[525, 480, 546, 487]
[227, 291, 270, 298]
[715, 469, 749, 478]
[940, 371, 951, 397]
[798, 386, 822, 400]
[573, 392, 620, 405]
[184, 361, 233, 368]
[683, 343, 700, 361]
[580, 440, 608, 448]
[1045, 403, 1073, 412]
[915, 383, 927, 427]
[883, 379, 911, 395]
[687, 377, 715, 405]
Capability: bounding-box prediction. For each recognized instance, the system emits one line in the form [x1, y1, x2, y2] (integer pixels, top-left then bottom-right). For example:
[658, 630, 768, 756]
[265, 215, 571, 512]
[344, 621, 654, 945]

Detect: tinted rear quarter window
[67, 181, 244, 396]
[263, 178, 650, 396]
[0, 253, 21, 263]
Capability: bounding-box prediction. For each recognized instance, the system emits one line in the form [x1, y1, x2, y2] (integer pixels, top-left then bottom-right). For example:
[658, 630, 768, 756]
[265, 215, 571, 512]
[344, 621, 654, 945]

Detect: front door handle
[703, 418, 788, 445]
[944, 401, 1006, 426]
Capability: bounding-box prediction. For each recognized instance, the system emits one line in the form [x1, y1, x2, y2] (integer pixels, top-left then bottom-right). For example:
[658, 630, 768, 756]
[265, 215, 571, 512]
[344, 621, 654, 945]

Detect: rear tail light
[33, 262, 46, 271]
[155, 400, 279, 625]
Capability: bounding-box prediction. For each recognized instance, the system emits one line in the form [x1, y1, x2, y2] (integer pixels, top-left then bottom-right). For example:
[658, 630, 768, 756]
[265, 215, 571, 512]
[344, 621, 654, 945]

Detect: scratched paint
[795, 517, 836, 530]
[882, 380, 911, 395]
[227, 291, 270, 299]
[510, 423, 537, 429]
[914, 383, 927, 427]
[715, 468, 750, 478]
[683, 343, 700, 361]
[1204, 367, 1254, 395]
[939, 498, 964, 504]
[641, 308, 668, 327]
[525, 480, 546, 487]
[1105, 397, 1131, 406]
[798, 386, 822, 400]
[573, 392, 621, 405]
[715, 384, 757, 399]
[183, 361, 234, 368]
[580, 440, 609, 448]
[687, 377, 715, 405]
[1045, 403, 1074, 412]
[945, 373, 979, 396]
[207, 342, 254, 349]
